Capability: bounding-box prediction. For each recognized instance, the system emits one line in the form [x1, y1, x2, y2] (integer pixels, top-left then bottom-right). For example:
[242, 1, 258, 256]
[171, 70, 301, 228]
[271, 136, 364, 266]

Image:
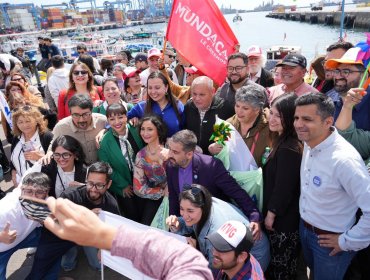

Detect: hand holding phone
[22, 141, 35, 152]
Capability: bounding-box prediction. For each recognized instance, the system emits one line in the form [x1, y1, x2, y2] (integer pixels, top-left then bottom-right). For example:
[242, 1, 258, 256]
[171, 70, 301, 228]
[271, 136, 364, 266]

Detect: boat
[233, 12, 243, 23]
[265, 45, 302, 70]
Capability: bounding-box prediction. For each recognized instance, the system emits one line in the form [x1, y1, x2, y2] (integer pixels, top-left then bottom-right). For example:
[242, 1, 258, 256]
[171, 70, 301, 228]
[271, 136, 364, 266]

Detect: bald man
[184, 76, 234, 154]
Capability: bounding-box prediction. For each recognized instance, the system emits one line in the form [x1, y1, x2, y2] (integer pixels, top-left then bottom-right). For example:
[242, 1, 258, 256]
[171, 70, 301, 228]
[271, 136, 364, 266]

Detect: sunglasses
[183, 184, 202, 196]
[167, 55, 176, 59]
[12, 105, 33, 112]
[11, 78, 24, 82]
[72, 70, 88, 76]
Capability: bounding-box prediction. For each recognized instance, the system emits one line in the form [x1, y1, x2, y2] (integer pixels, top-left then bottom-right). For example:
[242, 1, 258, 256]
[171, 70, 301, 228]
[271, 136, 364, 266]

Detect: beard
[228, 73, 248, 84]
[334, 78, 359, 96]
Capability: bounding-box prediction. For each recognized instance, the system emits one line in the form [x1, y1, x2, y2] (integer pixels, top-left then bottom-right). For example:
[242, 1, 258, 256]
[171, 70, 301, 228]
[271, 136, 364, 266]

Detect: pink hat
[247, 45, 262, 57]
[123, 67, 141, 79]
[147, 48, 161, 59]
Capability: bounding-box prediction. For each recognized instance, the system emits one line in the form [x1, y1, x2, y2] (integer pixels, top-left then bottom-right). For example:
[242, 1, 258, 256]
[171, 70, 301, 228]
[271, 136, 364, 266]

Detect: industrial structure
[0, 0, 173, 32]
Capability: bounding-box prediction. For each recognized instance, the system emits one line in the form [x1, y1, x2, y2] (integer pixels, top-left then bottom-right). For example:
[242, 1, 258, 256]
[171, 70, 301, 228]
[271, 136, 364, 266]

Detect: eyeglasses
[21, 188, 47, 198]
[11, 78, 24, 82]
[333, 69, 363, 78]
[86, 181, 107, 190]
[52, 152, 73, 160]
[227, 66, 247, 73]
[72, 70, 88, 76]
[183, 184, 202, 196]
[12, 105, 32, 113]
[71, 112, 91, 119]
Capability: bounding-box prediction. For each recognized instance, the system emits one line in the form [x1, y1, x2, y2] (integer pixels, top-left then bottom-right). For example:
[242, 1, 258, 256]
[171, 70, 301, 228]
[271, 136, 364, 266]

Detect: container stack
[43, 8, 64, 29]
[114, 10, 125, 23]
[8, 8, 36, 31]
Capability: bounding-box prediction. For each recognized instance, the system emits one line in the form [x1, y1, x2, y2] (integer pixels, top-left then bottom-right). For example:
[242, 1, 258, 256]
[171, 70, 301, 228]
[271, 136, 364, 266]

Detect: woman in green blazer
[98, 103, 144, 221]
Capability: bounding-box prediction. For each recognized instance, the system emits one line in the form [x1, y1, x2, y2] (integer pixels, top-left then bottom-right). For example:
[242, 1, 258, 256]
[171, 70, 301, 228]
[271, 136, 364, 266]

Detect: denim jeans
[299, 219, 356, 280]
[62, 246, 101, 271]
[0, 228, 41, 280]
[250, 231, 270, 272]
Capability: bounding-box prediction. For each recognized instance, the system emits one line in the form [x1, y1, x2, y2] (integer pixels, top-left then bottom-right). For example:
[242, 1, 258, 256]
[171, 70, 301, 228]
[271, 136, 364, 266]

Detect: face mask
[19, 196, 51, 223]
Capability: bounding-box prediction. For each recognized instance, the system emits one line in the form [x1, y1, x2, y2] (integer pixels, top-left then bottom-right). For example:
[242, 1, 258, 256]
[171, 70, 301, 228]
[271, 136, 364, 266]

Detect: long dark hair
[144, 71, 182, 124]
[179, 184, 212, 237]
[270, 93, 302, 157]
[51, 135, 86, 164]
[138, 114, 167, 145]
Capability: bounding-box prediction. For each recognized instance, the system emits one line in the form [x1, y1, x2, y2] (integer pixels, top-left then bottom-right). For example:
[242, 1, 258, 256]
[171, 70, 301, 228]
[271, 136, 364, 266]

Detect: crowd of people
[0, 37, 369, 280]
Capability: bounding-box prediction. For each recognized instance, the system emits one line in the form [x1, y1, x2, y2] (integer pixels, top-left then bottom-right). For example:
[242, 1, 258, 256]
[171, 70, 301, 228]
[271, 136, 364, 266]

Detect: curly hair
[68, 61, 94, 93]
[12, 105, 48, 137]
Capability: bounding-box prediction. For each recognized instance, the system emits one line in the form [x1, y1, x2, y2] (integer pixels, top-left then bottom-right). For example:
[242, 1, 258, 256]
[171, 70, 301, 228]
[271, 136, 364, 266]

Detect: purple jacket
[166, 153, 261, 222]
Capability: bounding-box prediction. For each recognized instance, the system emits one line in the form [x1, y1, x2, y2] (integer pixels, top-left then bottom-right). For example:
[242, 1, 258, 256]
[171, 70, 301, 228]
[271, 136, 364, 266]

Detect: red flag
[166, 0, 239, 86]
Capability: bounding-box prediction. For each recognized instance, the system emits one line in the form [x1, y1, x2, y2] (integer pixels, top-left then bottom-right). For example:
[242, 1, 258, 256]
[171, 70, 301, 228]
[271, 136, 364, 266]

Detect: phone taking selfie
[19, 196, 51, 223]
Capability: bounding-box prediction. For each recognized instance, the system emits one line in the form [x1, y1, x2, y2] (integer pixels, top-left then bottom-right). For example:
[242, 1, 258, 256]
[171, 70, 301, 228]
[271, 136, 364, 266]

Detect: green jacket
[98, 124, 144, 196]
[338, 121, 370, 166]
[93, 101, 134, 116]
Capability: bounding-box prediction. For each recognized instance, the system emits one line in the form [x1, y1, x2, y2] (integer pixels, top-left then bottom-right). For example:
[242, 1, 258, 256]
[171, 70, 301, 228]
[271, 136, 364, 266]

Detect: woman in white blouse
[10, 105, 52, 186]
[26, 135, 87, 198]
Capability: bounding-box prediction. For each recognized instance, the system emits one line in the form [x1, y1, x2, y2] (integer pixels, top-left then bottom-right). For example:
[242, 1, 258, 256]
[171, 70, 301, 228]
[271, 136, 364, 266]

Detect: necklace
[147, 145, 158, 156]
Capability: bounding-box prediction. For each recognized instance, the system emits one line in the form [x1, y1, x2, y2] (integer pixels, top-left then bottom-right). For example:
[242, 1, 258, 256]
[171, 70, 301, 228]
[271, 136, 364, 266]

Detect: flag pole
[339, 0, 345, 40]
[359, 61, 370, 89]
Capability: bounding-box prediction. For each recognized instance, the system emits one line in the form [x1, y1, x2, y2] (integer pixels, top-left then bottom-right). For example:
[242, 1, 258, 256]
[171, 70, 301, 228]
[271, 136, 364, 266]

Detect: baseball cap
[147, 48, 161, 59]
[205, 220, 254, 253]
[123, 67, 141, 79]
[276, 54, 307, 68]
[185, 66, 204, 76]
[325, 47, 364, 69]
[247, 45, 262, 57]
[134, 52, 148, 63]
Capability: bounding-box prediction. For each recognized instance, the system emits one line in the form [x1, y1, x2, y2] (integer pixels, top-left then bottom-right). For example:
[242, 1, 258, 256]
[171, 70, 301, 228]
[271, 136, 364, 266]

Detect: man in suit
[166, 130, 262, 240]
[246, 45, 274, 88]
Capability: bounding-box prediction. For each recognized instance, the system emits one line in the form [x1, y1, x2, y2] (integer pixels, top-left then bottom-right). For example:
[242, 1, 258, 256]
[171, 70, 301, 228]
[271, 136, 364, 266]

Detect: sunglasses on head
[183, 184, 202, 196]
[72, 70, 88, 76]
[12, 105, 32, 113]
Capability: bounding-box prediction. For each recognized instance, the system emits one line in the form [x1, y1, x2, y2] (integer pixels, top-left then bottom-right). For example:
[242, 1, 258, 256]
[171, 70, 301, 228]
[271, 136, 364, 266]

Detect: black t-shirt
[61, 186, 120, 215]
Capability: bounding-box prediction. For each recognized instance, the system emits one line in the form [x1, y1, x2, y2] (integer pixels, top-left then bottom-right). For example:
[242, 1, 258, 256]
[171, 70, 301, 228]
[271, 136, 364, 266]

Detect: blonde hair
[12, 106, 48, 137]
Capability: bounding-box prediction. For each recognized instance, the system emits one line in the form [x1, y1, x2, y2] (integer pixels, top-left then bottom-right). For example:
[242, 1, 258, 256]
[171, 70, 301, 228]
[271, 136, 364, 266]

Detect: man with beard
[166, 130, 263, 241]
[325, 47, 370, 131]
[26, 162, 120, 279]
[321, 41, 354, 94]
[268, 54, 319, 104]
[42, 94, 107, 165]
[246, 45, 274, 88]
[216, 52, 266, 117]
[206, 220, 264, 280]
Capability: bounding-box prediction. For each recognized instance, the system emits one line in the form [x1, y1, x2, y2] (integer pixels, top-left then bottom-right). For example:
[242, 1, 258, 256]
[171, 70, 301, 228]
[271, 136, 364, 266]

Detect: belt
[302, 220, 339, 235]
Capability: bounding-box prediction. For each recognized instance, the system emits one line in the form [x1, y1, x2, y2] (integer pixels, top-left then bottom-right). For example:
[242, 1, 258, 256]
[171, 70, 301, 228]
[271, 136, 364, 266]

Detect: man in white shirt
[294, 93, 370, 280]
[48, 55, 69, 106]
[0, 172, 50, 279]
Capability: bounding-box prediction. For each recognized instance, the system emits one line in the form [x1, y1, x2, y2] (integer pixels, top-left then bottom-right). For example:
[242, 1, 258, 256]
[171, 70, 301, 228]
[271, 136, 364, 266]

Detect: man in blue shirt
[325, 47, 370, 131]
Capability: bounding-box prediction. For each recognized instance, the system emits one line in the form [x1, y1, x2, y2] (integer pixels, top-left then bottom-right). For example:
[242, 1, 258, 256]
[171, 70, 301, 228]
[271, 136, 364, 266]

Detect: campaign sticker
[313, 176, 321, 187]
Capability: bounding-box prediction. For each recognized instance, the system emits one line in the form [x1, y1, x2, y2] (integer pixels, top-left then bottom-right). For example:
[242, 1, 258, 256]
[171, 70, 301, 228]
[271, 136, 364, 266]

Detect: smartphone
[22, 141, 35, 152]
[19, 196, 51, 223]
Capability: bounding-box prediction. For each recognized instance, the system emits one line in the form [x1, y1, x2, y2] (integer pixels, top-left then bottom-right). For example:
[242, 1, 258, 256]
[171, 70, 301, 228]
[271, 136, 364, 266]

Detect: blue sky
[7, 0, 318, 10]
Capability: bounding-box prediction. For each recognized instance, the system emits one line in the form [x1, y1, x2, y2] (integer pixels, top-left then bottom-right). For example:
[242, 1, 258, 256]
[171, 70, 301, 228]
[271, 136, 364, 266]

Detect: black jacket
[184, 97, 234, 155]
[41, 160, 87, 198]
[262, 136, 302, 232]
[257, 68, 274, 88]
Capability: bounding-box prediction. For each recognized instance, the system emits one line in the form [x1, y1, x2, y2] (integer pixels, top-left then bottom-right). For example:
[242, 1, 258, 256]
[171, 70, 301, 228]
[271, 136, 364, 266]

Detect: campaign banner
[166, 0, 239, 86]
[99, 211, 186, 280]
